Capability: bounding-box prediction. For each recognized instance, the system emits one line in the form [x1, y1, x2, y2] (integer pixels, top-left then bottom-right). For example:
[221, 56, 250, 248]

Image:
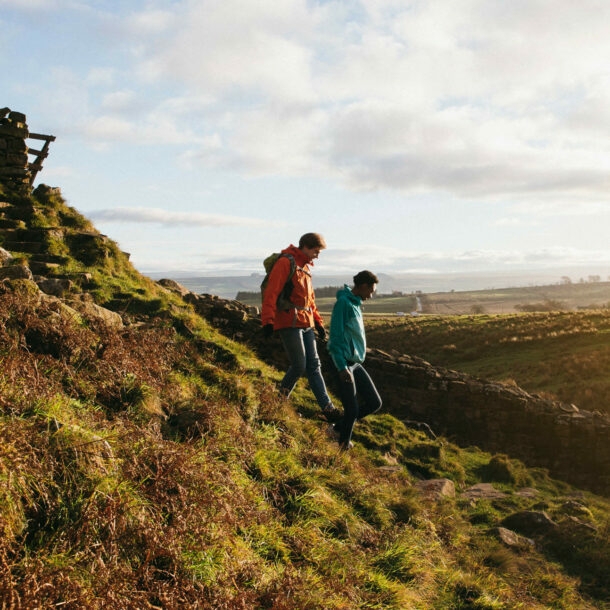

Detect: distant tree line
[237, 286, 416, 302]
[236, 286, 343, 302]
[560, 275, 610, 285]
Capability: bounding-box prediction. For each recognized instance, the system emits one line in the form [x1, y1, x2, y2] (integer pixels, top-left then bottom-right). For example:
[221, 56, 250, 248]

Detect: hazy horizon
[150, 265, 610, 300]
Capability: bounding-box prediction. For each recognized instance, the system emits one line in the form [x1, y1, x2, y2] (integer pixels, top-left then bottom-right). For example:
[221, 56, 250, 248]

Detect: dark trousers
[335, 363, 382, 444]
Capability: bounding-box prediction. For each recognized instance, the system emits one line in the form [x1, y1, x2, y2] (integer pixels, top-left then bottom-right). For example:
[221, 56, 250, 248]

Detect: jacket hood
[336, 284, 361, 304]
[282, 244, 314, 267]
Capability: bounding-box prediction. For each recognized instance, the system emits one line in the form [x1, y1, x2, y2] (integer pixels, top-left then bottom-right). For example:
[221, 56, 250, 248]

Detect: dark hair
[299, 233, 327, 249]
[353, 270, 379, 286]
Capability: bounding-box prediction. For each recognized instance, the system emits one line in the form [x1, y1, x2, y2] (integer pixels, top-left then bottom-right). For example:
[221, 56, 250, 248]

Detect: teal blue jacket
[327, 285, 366, 371]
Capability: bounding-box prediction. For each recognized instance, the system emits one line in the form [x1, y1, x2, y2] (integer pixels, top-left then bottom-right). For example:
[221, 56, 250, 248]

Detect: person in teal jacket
[327, 270, 382, 450]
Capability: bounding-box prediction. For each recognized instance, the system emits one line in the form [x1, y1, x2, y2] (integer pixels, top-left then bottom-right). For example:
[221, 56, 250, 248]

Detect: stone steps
[2, 226, 65, 241]
[30, 253, 70, 265]
[0, 218, 22, 229]
[3, 240, 45, 254]
[29, 261, 61, 275]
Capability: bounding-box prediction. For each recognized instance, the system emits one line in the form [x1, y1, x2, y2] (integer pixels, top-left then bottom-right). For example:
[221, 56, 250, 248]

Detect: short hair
[353, 270, 379, 286]
[299, 233, 327, 249]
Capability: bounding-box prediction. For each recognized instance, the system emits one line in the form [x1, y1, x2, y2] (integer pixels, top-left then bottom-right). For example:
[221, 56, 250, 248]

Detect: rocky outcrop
[163, 286, 610, 497]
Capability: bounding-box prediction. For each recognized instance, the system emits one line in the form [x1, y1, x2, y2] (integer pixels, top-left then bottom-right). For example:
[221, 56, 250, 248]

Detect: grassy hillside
[366, 311, 610, 415]
[2, 183, 610, 608]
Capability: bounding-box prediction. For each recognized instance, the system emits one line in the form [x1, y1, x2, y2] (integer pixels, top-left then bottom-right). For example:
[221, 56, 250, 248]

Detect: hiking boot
[326, 423, 340, 441]
[277, 385, 291, 400]
[339, 440, 354, 452]
[321, 403, 340, 422]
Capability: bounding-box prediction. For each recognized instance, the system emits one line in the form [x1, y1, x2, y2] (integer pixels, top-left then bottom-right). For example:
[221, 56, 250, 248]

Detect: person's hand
[262, 324, 274, 338]
[339, 368, 353, 383]
[315, 322, 326, 341]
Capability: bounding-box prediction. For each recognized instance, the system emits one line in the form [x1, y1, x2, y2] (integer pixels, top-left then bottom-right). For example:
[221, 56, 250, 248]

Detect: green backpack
[261, 253, 297, 310]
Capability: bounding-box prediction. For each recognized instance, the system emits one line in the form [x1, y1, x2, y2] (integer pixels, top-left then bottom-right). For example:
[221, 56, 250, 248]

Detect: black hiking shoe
[321, 403, 340, 422]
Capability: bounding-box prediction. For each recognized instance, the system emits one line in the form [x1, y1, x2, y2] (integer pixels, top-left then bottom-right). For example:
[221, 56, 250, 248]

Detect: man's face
[361, 283, 377, 301]
[302, 246, 322, 261]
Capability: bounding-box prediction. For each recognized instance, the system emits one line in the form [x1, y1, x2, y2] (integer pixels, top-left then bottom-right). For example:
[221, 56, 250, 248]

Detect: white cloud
[0, 0, 59, 8]
[22, 1, 610, 206]
[137, 0, 318, 102]
[319, 242, 610, 276]
[86, 67, 116, 87]
[110, 0, 610, 202]
[89, 206, 275, 228]
[510, 200, 610, 218]
[83, 116, 135, 141]
[125, 8, 175, 35]
[101, 90, 138, 112]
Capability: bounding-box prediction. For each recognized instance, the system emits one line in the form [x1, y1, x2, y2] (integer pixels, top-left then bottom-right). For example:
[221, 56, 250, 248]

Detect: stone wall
[0, 108, 30, 190]
[364, 349, 610, 496]
[0, 108, 55, 191]
[164, 288, 610, 497]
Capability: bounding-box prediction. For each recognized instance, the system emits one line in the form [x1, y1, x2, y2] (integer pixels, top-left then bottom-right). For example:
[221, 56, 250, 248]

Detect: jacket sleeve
[311, 300, 323, 326]
[328, 299, 349, 370]
[261, 256, 291, 327]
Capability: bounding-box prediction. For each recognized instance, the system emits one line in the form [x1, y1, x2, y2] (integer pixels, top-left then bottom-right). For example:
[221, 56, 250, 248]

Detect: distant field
[315, 280, 610, 316]
[237, 280, 610, 315]
[365, 310, 610, 415]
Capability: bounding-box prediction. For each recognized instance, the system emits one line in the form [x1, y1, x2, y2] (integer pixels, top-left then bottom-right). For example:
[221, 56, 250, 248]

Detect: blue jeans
[278, 327, 332, 409]
[335, 363, 382, 444]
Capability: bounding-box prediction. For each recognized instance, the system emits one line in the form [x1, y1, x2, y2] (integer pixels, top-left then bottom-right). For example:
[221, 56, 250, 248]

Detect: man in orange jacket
[261, 233, 337, 419]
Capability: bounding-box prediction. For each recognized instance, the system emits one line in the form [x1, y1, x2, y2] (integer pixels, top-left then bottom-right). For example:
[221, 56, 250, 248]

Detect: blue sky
[3, 0, 610, 286]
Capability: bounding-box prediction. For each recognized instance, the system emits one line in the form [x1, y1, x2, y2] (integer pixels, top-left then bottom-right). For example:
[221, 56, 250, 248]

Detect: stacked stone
[0, 108, 30, 190]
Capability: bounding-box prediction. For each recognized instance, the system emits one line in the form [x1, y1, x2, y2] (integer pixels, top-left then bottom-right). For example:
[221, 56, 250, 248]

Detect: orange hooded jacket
[261, 244, 324, 330]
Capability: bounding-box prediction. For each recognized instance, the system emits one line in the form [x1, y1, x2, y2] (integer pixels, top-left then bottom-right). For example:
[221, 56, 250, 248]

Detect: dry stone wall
[0, 108, 55, 191]
[0, 108, 30, 190]
[364, 349, 610, 496]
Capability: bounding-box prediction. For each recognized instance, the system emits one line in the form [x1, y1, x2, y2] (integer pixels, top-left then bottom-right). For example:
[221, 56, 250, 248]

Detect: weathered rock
[490, 526, 535, 549]
[0, 247, 12, 265]
[560, 515, 598, 535]
[36, 277, 73, 297]
[0, 264, 33, 280]
[560, 500, 593, 519]
[157, 278, 191, 297]
[415, 478, 455, 499]
[66, 295, 124, 329]
[462, 483, 507, 501]
[501, 511, 558, 536]
[39, 293, 83, 325]
[515, 488, 539, 499]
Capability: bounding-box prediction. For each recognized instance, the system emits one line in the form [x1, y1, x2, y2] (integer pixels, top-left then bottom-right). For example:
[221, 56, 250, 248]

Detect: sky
[3, 0, 610, 288]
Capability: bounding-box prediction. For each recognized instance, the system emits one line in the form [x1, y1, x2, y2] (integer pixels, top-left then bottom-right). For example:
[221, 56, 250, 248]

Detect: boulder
[415, 478, 455, 500]
[462, 483, 507, 501]
[501, 511, 558, 536]
[157, 278, 191, 297]
[0, 247, 12, 265]
[67, 296, 124, 330]
[490, 526, 535, 550]
[36, 277, 73, 297]
[0, 264, 33, 280]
